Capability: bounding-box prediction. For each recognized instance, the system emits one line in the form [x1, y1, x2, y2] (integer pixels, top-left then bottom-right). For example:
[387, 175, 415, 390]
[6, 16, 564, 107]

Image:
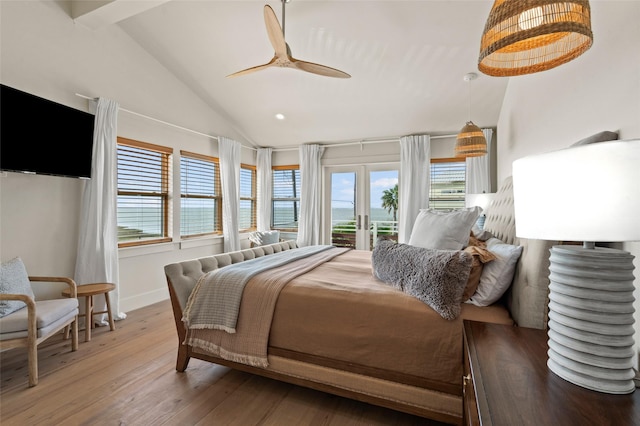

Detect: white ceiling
[86, 0, 509, 149]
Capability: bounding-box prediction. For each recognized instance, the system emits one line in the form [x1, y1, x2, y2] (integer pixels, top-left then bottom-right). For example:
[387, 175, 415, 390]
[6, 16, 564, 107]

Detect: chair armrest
[28, 276, 77, 298]
[0, 293, 37, 338]
[0, 293, 36, 307]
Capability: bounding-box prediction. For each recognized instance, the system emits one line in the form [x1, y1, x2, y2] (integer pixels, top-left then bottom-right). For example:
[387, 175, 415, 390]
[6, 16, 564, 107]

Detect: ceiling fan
[227, 0, 351, 79]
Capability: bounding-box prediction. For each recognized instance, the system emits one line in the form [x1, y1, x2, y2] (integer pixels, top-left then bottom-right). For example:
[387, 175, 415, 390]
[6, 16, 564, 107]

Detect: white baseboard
[120, 287, 169, 313]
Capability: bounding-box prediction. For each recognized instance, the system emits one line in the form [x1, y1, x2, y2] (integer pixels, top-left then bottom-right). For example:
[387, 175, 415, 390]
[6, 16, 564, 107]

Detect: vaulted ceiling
[73, 0, 508, 149]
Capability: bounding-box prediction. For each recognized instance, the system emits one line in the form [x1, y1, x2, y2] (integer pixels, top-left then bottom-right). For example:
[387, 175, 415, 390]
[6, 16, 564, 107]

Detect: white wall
[496, 1, 640, 364]
[0, 1, 252, 310]
[0, 1, 473, 313]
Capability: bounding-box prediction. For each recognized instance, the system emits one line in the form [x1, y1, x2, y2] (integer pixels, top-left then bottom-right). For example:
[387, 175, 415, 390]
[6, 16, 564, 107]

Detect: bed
[164, 177, 557, 425]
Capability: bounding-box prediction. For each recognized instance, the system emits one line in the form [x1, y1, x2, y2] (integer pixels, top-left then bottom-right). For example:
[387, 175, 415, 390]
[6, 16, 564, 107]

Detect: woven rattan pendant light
[478, 0, 593, 77]
[456, 122, 487, 157]
[455, 73, 487, 158]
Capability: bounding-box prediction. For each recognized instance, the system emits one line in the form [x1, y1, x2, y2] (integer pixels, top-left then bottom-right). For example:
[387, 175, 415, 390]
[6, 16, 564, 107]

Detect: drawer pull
[463, 374, 471, 386]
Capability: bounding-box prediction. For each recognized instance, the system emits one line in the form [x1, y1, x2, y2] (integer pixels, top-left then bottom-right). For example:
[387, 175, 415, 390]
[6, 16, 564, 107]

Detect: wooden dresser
[462, 320, 640, 426]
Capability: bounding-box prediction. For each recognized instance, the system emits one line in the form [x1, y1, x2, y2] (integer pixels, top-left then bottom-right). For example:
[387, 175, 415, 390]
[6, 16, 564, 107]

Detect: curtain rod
[76, 93, 457, 153]
[74, 93, 261, 148]
[271, 134, 458, 152]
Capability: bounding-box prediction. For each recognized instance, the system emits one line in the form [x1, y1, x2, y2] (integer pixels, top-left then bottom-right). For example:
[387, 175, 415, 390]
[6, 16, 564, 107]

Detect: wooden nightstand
[463, 320, 640, 426]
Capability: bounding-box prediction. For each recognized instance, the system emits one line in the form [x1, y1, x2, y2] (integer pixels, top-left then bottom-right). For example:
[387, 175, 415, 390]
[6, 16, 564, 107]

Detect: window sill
[118, 233, 257, 258]
[119, 235, 224, 257]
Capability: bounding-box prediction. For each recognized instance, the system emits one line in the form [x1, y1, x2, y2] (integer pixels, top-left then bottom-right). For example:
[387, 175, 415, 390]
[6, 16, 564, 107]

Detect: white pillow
[248, 230, 280, 246]
[408, 207, 481, 250]
[0, 257, 35, 317]
[468, 237, 523, 307]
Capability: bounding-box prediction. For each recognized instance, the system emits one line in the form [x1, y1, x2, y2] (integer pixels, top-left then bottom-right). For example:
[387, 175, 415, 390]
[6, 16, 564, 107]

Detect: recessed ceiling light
[275, 113, 285, 120]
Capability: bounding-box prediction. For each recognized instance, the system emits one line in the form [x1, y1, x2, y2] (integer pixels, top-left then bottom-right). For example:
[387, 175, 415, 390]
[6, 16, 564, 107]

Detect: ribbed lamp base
[547, 245, 636, 394]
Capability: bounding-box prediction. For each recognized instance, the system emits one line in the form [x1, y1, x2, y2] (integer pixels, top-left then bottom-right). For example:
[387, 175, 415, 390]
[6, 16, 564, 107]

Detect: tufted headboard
[483, 176, 558, 329]
[165, 240, 298, 313]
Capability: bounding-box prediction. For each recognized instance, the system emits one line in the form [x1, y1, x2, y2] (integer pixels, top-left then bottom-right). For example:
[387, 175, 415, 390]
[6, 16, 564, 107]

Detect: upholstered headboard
[483, 176, 558, 329]
[165, 241, 298, 313]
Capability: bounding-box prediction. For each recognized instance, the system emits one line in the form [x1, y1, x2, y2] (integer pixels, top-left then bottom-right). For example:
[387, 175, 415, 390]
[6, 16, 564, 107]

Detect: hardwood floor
[1, 300, 446, 425]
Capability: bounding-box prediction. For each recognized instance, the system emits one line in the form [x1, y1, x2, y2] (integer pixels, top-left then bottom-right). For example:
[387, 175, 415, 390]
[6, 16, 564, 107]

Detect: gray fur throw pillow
[371, 239, 472, 320]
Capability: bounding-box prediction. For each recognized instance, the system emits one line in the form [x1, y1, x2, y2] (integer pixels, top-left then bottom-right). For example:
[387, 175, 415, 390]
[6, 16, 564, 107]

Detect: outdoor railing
[331, 220, 398, 249]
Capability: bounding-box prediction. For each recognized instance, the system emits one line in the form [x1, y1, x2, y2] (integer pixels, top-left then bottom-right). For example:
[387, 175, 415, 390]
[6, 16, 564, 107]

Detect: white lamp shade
[465, 193, 495, 212]
[513, 139, 640, 242]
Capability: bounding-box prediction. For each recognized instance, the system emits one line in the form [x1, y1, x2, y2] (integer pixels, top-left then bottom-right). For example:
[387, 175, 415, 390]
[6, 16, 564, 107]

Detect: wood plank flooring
[1, 300, 447, 425]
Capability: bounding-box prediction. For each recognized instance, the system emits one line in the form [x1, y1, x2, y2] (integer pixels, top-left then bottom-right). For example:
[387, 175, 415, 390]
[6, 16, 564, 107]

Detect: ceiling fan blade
[292, 59, 351, 79]
[226, 57, 277, 78]
[228, 4, 350, 79]
[264, 5, 287, 57]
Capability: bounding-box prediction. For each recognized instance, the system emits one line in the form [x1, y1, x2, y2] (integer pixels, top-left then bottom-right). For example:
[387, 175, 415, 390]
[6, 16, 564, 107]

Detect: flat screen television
[1, 84, 95, 179]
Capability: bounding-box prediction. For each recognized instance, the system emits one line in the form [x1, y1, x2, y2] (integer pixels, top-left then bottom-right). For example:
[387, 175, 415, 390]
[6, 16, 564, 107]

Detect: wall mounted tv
[1, 84, 95, 179]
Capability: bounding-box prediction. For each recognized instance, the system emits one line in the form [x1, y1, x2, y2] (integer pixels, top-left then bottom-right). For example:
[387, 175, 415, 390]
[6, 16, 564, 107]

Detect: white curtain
[296, 144, 325, 247]
[398, 135, 431, 244]
[466, 128, 493, 194]
[219, 136, 241, 252]
[75, 98, 125, 325]
[257, 147, 272, 231]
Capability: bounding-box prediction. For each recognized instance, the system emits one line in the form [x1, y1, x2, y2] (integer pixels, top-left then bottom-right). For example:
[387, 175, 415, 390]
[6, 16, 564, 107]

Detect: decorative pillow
[408, 206, 481, 250]
[468, 238, 523, 307]
[0, 257, 35, 317]
[248, 230, 280, 246]
[467, 232, 486, 249]
[371, 239, 472, 320]
[462, 244, 497, 302]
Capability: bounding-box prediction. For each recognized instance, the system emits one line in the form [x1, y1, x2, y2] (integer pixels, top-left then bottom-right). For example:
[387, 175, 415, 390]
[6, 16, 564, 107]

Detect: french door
[323, 164, 399, 250]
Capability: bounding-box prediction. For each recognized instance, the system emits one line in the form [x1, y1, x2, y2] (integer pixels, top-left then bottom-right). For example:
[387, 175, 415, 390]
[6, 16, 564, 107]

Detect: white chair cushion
[0, 298, 78, 339]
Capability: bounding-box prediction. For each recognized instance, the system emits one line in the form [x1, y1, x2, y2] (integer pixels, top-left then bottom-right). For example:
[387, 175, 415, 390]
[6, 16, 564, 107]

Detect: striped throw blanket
[183, 245, 333, 333]
[184, 246, 349, 367]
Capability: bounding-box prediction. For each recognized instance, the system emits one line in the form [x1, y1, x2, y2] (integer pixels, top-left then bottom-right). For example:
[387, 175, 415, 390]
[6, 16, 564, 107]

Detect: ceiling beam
[71, 0, 170, 30]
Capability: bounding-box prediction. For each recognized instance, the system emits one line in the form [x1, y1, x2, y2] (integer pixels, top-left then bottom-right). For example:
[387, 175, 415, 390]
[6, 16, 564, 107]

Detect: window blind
[429, 159, 466, 211]
[180, 152, 221, 237]
[239, 165, 256, 230]
[272, 167, 301, 229]
[117, 138, 172, 245]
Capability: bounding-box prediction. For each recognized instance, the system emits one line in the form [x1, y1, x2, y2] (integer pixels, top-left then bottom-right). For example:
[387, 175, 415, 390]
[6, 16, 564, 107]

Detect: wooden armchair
[0, 276, 79, 387]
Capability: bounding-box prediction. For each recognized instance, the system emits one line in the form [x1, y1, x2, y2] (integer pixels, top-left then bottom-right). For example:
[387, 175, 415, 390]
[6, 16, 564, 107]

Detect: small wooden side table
[62, 283, 116, 342]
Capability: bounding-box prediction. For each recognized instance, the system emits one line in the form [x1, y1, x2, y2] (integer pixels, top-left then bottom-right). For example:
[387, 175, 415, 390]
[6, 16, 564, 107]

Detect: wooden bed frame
[164, 177, 557, 425]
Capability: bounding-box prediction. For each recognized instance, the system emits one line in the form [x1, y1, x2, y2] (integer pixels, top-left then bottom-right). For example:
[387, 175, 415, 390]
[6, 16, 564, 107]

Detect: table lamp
[512, 139, 640, 394]
[466, 193, 496, 229]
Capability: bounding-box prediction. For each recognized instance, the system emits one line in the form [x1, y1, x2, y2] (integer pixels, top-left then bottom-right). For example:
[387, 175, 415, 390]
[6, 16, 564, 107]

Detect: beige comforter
[189, 248, 512, 394]
[269, 249, 513, 394]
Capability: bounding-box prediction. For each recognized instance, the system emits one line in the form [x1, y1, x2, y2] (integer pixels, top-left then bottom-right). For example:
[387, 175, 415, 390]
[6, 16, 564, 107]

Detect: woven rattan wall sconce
[478, 0, 593, 77]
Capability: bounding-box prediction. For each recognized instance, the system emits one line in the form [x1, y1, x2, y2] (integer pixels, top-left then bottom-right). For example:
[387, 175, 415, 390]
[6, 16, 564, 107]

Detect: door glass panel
[330, 172, 357, 248]
[369, 170, 399, 248]
[325, 165, 399, 250]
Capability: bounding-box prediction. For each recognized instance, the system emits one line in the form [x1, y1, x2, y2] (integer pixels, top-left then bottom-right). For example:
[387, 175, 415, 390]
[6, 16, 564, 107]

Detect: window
[272, 166, 300, 230]
[180, 151, 221, 237]
[117, 137, 172, 246]
[429, 158, 466, 211]
[239, 164, 256, 231]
